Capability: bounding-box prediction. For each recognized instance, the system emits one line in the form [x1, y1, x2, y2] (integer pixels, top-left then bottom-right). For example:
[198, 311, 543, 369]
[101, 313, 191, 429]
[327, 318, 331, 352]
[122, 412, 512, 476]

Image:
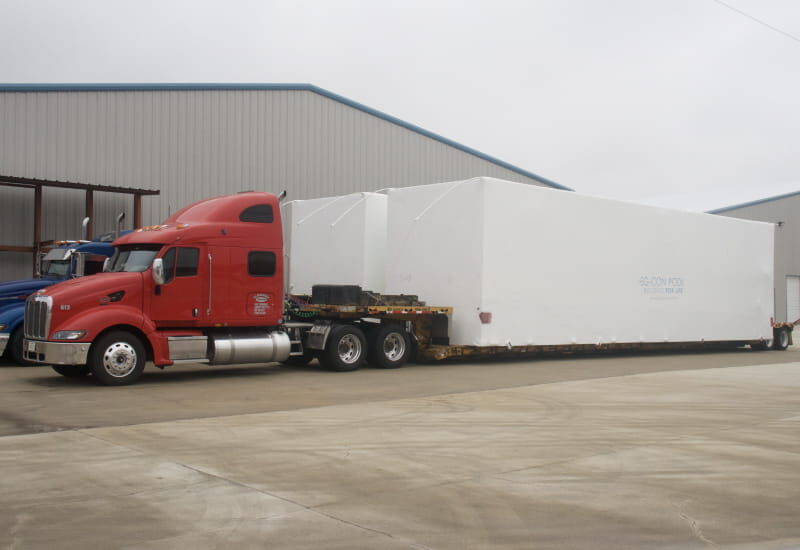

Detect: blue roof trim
[0, 83, 571, 191]
[708, 189, 800, 214]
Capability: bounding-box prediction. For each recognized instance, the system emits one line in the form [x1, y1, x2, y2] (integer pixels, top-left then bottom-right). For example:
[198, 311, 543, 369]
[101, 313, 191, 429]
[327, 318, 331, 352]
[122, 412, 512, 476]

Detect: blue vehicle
[0, 219, 128, 365]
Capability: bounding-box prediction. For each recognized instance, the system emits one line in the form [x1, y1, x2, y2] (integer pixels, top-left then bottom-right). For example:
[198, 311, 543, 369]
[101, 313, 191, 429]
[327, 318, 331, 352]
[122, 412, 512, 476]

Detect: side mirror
[36, 252, 45, 277]
[152, 258, 165, 286]
[72, 252, 86, 278]
[102, 257, 111, 272]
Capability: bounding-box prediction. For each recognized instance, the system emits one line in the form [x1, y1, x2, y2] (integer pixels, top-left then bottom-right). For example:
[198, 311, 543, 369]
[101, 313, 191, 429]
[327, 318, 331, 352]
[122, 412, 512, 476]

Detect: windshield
[107, 245, 162, 273]
[43, 248, 73, 261]
[42, 260, 71, 278]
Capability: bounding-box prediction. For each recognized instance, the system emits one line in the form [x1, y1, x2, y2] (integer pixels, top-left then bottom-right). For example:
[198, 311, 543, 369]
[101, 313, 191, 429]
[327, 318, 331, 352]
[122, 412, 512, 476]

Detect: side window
[176, 247, 199, 277]
[162, 248, 176, 284]
[248, 251, 276, 277]
[240, 204, 273, 223]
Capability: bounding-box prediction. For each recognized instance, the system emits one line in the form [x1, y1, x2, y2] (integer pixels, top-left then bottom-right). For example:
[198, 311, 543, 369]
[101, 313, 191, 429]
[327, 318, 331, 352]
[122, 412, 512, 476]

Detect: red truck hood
[42, 272, 143, 302]
[35, 272, 145, 339]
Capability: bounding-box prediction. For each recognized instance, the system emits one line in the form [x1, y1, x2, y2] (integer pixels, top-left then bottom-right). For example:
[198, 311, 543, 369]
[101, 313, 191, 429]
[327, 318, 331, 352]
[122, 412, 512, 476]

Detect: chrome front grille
[24, 295, 52, 339]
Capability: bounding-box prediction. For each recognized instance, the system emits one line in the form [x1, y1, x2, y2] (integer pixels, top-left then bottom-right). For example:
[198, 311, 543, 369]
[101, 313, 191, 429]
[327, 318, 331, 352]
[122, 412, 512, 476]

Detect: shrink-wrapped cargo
[282, 192, 387, 295]
[385, 177, 774, 347]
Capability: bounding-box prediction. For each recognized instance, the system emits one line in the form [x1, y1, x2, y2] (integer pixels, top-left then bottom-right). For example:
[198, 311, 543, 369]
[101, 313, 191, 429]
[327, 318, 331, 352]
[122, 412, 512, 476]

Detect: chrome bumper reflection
[0, 333, 8, 356]
[23, 339, 90, 365]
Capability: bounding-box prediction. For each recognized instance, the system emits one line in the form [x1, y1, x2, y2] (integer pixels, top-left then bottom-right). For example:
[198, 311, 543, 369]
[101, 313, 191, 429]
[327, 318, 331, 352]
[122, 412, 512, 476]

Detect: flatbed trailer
[285, 291, 794, 369]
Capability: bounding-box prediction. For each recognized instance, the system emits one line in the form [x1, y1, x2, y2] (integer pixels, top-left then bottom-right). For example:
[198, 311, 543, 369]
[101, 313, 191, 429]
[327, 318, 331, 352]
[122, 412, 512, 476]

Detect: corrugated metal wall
[0, 88, 557, 280]
[715, 193, 800, 323]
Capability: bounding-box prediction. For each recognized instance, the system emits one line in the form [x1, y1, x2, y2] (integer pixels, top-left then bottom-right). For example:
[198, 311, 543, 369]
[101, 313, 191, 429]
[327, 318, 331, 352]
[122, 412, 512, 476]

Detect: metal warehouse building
[711, 191, 800, 324]
[0, 84, 567, 280]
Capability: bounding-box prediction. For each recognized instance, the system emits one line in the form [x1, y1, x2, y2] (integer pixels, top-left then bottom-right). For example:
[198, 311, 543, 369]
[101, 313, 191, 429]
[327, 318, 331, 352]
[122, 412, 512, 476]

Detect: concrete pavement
[1, 352, 799, 549]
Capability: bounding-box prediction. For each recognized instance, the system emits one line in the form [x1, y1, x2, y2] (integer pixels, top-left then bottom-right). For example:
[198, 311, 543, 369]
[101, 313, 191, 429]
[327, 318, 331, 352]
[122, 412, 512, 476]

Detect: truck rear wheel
[319, 324, 366, 372]
[368, 324, 410, 369]
[52, 365, 91, 378]
[773, 328, 790, 351]
[88, 331, 146, 386]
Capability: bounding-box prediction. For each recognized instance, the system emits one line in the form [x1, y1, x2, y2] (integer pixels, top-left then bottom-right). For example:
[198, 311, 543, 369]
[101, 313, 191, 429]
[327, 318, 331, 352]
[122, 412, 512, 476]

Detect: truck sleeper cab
[23, 192, 292, 385]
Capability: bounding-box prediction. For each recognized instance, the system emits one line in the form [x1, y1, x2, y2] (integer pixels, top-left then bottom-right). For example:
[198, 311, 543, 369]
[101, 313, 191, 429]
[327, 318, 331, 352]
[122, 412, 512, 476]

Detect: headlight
[52, 330, 87, 340]
[0, 324, 6, 331]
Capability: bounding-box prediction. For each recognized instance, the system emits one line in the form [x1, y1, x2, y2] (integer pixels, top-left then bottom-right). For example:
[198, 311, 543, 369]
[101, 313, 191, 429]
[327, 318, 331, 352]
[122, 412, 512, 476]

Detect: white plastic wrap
[282, 192, 387, 295]
[385, 177, 775, 347]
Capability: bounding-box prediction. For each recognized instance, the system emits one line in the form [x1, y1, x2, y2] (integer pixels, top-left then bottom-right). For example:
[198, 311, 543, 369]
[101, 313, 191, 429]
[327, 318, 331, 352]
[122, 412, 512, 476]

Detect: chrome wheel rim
[383, 332, 406, 361]
[102, 342, 137, 378]
[337, 334, 362, 364]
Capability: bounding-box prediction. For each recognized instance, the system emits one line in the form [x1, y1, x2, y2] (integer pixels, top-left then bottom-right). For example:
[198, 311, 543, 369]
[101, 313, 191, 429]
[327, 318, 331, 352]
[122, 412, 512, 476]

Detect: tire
[88, 331, 146, 386]
[367, 324, 411, 369]
[318, 324, 366, 372]
[773, 328, 791, 351]
[9, 327, 36, 366]
[52, 365, 91, 378]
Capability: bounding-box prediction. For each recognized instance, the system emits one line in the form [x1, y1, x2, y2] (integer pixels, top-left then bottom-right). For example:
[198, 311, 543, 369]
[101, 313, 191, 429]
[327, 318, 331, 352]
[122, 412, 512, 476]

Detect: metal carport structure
[0, 174, 159, 275]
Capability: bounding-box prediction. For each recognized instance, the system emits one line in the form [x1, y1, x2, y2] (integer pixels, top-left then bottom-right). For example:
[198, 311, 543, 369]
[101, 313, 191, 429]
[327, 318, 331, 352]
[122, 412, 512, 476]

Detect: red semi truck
[22, 190, 793, 386]
[22, 192, 450, 385]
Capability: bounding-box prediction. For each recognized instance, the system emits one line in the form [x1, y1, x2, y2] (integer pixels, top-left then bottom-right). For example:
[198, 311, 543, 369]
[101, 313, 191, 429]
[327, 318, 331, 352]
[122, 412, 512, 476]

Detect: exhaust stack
[115, 212, 126, 239]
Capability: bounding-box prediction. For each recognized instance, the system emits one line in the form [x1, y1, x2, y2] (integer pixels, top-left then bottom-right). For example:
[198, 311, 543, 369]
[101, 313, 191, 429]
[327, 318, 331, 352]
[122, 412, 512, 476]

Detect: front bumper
[23, 339, 90, 365]
[0, 333, 8, 356]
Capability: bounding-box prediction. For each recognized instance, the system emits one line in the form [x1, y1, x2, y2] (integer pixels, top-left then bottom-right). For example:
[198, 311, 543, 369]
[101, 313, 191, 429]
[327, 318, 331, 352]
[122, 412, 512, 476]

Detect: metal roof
[708, 189, 800, 214]
[0, 83, 571, 191]
[0, 174, 160, 195]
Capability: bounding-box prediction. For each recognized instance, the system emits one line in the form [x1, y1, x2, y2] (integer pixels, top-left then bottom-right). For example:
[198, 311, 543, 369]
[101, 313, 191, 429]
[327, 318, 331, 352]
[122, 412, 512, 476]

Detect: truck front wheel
[319, 324, 366, 372]
[88, 331, 146, 386]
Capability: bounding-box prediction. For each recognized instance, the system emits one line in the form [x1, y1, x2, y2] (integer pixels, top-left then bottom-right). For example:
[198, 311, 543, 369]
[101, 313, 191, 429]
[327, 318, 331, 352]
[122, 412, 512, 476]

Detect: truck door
[148, 246, 207, 326]
[204, 246, 282, 326]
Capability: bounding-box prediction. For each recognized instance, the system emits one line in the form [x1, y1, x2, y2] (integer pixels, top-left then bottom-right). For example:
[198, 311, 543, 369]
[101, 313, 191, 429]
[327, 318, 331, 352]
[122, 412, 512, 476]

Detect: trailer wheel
[51, 365, 91, 378]
[319, 324, 366, 372]
[9, 327, 36, 366]
[88, 331, 146, 386]
[368, 324, 411, 369]
[773, 328, 790, 351]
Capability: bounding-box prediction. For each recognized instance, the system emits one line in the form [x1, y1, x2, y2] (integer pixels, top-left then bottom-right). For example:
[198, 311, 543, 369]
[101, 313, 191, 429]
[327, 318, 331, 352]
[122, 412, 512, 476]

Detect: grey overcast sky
[1, 0, 799, 211]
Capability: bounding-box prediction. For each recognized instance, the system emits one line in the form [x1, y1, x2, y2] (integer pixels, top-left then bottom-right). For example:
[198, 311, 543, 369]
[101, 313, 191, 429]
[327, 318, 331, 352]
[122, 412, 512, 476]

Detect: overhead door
[788, 276, 800, 323]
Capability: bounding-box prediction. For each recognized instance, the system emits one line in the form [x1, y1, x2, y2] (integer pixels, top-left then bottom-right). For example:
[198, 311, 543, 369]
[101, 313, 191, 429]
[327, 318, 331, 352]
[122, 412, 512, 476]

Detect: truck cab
[0, 233, 123, 364]
[22, 192, 289, 384]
